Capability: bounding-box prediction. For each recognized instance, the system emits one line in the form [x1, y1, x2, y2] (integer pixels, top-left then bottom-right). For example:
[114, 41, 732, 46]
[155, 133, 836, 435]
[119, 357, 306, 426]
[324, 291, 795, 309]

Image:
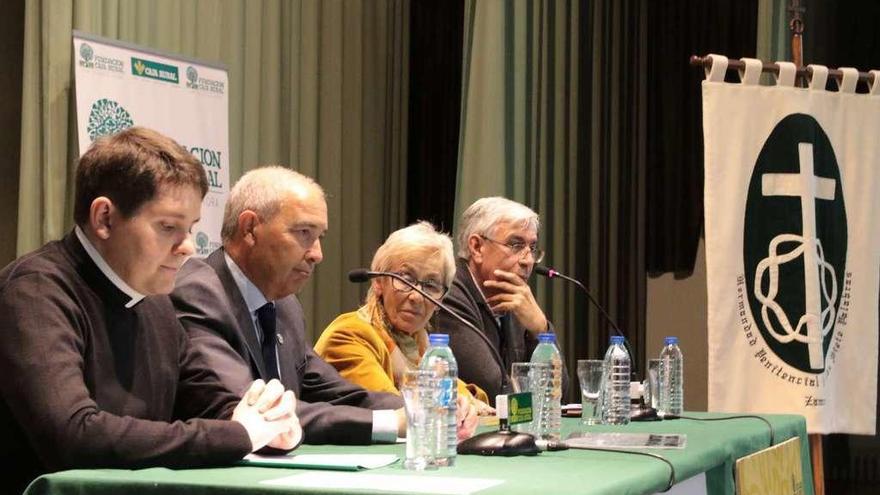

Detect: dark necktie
[256, 302, 280, 380]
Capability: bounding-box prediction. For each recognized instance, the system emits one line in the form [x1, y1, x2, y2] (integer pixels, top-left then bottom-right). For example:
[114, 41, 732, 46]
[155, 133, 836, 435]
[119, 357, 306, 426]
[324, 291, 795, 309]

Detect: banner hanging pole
[788, 0, 805, 80]
[688, 55, 875, 87]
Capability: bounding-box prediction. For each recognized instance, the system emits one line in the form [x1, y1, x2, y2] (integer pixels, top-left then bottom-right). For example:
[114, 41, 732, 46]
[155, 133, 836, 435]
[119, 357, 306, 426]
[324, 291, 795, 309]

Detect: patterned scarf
[364, 300, 428, 387]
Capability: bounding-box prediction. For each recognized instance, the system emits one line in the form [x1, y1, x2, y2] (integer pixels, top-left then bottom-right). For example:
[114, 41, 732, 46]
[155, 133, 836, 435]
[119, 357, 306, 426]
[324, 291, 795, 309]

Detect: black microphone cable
[559, 444, 677, 492]
[662, 413, 776, 447]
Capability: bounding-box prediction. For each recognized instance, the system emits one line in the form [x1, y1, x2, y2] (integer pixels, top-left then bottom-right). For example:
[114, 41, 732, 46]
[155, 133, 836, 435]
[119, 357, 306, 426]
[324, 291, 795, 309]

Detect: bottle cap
[610, 335, 625, 345]
[537, 332, 556, 344]
[428, 333, 450, 345]
[664, 336, 679, 345]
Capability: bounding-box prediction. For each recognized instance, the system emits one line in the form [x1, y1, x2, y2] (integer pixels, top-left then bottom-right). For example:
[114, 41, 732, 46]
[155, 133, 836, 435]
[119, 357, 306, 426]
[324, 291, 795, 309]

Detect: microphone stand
[536, 266, 659, 421]
[535, 266, 639, 378]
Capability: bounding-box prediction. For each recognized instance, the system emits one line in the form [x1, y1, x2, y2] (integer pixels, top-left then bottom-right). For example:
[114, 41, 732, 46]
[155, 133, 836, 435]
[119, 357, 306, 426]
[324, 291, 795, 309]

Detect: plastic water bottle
[529, 332, 562, 441]
[601, 335, 631, 425]
[419, 333, 457, 466]
[658, 336, 684, 416]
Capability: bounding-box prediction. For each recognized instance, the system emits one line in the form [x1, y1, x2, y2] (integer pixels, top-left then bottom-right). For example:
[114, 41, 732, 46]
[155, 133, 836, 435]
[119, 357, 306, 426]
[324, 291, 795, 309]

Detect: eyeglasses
[479, 235, 545, 263]
[391, 272, 448, 299]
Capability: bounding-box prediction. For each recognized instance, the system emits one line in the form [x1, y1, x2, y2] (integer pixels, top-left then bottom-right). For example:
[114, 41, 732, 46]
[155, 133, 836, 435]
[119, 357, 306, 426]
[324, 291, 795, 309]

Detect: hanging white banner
[704, 57, 880, 434]
[72, 31, 228, 257]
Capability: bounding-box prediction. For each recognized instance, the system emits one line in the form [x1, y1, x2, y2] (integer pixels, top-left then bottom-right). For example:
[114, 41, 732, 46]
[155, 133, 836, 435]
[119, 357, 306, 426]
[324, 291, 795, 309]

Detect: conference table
[24, 412, 814, 495]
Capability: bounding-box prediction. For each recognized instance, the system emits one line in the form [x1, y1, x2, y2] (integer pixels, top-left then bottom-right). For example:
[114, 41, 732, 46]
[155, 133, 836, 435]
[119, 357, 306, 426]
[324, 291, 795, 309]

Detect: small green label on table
[507, 392, 533, 425]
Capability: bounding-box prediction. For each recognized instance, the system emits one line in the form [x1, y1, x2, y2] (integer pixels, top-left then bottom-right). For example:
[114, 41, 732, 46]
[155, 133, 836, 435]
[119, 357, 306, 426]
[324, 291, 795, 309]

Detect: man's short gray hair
[220, 166, 324, 242]
[456, 197, 540, 259]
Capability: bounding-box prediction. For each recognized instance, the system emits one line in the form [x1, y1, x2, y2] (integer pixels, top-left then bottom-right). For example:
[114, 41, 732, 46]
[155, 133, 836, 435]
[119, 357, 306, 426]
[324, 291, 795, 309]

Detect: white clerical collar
[74, 226, 146, 308]
[224, 252, 270, 314]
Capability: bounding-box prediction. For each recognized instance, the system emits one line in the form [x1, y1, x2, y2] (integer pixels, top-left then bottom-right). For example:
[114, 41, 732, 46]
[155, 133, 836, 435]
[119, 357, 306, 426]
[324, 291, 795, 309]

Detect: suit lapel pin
[276, 334, 284, 345]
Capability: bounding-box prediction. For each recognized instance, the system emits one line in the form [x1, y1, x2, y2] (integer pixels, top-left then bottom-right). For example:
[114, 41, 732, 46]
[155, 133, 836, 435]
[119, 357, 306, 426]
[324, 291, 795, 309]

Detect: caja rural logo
[740, 114, 848, 384]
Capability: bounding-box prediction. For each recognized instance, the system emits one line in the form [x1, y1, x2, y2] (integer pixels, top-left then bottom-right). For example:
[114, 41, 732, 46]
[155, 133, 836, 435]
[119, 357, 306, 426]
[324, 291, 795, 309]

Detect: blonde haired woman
[315, 222, 491, 439]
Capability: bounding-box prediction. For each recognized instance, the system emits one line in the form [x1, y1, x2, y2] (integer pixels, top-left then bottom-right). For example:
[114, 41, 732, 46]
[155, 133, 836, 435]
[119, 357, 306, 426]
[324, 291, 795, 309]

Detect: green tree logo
[186, 66, 198, 85]
[196, 231, 209, 252]
[87, 99, 134, 141]
[79, 43, 94, 63]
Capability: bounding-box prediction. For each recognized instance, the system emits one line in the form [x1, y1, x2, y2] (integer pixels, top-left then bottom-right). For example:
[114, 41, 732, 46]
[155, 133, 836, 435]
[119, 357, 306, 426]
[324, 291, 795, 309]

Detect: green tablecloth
[24, 412, 814, 495]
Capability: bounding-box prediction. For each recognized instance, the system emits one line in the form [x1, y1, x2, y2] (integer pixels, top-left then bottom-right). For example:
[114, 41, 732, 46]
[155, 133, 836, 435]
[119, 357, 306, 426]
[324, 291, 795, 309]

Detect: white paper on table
[566, 432, 687, 449]
[262, 472, 504, 494]
[242, 453, 399, 470]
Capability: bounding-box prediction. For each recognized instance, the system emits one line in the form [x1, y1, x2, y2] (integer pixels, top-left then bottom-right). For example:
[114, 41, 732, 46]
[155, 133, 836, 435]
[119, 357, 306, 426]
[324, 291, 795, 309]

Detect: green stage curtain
[756, 0, 789, 68]
[456, 0, 648, 397]
[18, 0, 409, 342]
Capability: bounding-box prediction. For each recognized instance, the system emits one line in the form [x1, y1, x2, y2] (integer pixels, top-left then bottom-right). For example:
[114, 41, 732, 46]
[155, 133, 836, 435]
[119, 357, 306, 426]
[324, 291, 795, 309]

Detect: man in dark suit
[171, 166, 404, 445]
[439, 197, 565, 404]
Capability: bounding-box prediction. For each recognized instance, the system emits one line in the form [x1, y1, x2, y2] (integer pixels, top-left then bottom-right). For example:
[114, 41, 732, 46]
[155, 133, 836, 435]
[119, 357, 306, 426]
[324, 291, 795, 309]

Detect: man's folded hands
[233, 379, 303, 451]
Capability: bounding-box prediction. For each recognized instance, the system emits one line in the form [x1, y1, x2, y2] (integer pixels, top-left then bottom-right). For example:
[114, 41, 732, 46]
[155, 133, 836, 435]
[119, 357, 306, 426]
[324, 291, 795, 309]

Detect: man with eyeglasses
[439, 196, 561, 404]
[171, 166, 406, 446]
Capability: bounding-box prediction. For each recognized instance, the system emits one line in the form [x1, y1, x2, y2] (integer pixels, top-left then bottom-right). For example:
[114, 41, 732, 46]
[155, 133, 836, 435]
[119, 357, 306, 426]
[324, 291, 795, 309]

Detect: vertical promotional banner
[703, 57, 880, 434]
[72, 32, 228, 257]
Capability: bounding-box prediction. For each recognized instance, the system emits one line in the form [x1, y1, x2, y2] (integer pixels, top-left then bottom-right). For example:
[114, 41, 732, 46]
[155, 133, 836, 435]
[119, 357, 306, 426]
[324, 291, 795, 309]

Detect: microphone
[347, 268, 373, 284]
[347, 268, 506, 379]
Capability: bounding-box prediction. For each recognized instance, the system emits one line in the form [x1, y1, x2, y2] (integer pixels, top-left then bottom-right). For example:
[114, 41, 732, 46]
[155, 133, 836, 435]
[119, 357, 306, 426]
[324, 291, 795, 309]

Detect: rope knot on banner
[754, 235, 837, 369]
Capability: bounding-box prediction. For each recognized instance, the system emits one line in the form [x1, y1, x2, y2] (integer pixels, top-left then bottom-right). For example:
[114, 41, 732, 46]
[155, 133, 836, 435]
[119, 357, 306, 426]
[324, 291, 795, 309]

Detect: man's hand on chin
[484, 269, 548, 333]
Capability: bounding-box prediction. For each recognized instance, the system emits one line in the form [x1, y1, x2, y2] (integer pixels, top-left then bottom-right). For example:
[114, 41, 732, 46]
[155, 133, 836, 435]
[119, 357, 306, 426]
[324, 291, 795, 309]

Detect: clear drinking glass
[509, 362, 551, 436]
[400, 370, 439, 470]
[577, 359, 604, 425]
[644, 358, 661, 411]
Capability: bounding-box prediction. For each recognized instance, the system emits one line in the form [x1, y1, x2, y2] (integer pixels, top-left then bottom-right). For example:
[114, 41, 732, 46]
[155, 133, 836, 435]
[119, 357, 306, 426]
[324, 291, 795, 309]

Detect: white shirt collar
[74, 226, 146, 308]
[224, 252, 270, 314]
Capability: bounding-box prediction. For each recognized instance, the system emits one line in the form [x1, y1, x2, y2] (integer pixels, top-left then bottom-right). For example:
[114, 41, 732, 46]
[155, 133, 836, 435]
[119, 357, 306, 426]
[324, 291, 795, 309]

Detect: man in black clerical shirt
[0, 127, 300, 492]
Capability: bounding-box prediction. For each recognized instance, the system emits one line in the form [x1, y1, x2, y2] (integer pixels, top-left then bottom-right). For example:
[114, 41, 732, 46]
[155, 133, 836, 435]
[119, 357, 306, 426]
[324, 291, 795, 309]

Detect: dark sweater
[0, 232, 251, 492]
[439, 258, 567, 405]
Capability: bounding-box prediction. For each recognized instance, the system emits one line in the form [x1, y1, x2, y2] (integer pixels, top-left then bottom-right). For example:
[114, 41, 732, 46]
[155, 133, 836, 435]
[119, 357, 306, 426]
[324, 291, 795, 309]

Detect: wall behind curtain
[456, 0, 648, 398]
[19, 0, 409, 341]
